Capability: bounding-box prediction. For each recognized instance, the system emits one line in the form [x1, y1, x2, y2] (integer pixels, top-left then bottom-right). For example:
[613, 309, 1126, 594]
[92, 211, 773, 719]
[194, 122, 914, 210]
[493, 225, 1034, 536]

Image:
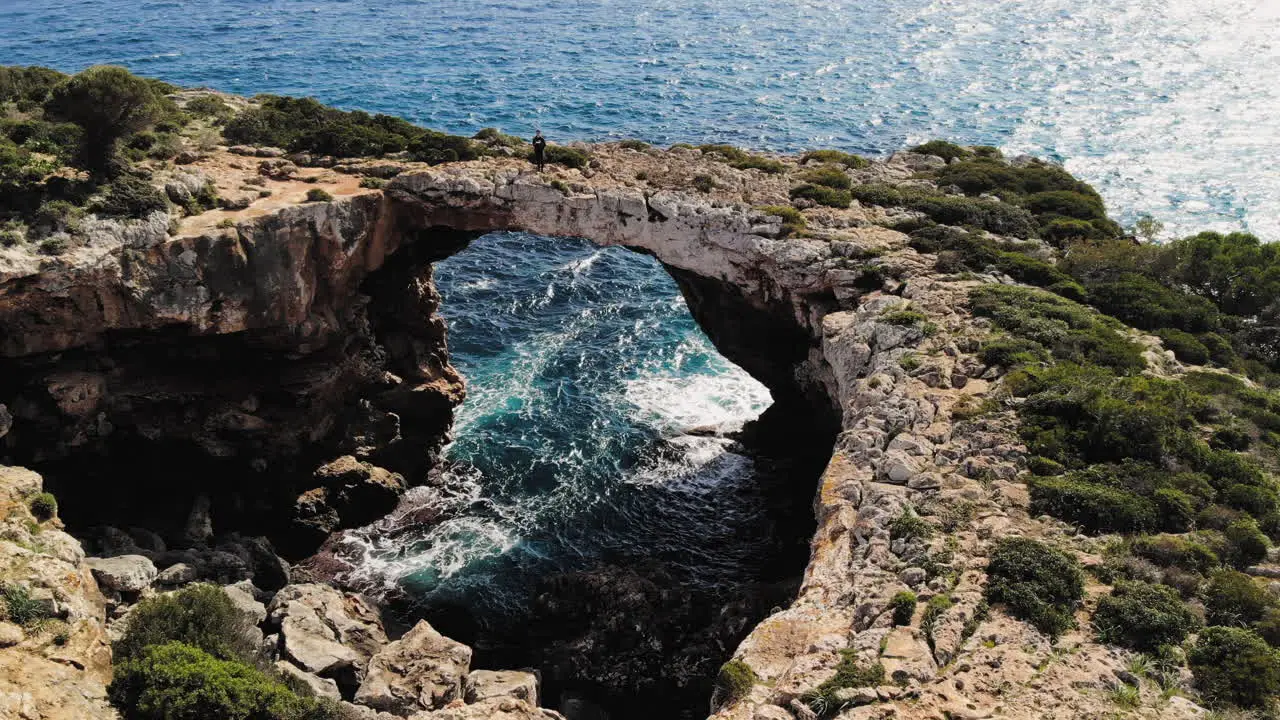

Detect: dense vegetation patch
[697, 144, 786, 174]
[713, 660, 756, 707]
[1188, 627, 1280, 709]
[757, 205, 806, 238]
[1092, 581, 1199, 651]
[801, 149, 869, 168]
[109, 585, 338, 720]
[851, 183, 1038, 237]
[984, 537, 1084, 638]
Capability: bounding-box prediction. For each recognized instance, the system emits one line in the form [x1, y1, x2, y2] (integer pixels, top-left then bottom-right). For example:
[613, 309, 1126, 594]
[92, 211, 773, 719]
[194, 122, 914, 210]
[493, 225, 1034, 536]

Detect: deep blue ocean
[4, 0, 1279, 685]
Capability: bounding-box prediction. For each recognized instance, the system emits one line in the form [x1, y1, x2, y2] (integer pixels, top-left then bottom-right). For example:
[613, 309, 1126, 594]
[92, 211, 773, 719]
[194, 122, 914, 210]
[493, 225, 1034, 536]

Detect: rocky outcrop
[0, 140, 1214, 720]
[0, 466, 115, 720]
[354, 620, 473, 714]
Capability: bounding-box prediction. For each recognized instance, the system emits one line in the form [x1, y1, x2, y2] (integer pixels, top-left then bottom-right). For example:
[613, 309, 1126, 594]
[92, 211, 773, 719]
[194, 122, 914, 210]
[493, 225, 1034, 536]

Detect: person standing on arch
[531, 130, 547, 172]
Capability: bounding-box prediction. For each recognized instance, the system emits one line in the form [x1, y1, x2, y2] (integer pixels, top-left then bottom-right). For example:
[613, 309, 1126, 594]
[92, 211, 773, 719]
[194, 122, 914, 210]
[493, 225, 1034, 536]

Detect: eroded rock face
[354, 620, 473, 715]
[0, 466, 115, 720]
[267, 583, 389, 693]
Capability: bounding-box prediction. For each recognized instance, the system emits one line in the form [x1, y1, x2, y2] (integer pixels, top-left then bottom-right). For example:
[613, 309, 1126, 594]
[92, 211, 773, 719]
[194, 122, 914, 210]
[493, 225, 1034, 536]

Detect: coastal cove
[1, 5, 1280, 717]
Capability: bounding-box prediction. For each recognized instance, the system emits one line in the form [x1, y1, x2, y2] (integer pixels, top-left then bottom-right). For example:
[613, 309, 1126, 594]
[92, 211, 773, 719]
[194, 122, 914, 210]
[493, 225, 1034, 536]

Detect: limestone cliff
[0, 139, 1239, 720]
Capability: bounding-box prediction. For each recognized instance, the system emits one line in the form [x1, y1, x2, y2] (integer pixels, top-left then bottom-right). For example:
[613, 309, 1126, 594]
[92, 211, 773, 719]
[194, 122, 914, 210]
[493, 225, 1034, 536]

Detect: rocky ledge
[1, 138, 1268, 720]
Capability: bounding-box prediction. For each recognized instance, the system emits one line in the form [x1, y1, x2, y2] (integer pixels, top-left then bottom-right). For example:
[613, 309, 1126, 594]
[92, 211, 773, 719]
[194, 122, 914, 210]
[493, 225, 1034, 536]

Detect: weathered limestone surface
[0, 143, 1208, 719]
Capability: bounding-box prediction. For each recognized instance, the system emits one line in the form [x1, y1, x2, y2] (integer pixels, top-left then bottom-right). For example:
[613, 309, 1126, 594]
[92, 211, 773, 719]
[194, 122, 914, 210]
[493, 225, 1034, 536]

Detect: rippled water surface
[2, 0, 1278, 237]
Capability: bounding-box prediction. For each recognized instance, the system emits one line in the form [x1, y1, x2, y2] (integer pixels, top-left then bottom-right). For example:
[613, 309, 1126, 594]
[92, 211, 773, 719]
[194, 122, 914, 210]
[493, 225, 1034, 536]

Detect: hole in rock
[318, 231, 837, 719]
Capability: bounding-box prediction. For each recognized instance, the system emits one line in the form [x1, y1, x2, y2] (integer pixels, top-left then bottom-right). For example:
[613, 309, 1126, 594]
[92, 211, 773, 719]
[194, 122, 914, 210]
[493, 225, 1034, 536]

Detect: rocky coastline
[3, 88, 1280, 720]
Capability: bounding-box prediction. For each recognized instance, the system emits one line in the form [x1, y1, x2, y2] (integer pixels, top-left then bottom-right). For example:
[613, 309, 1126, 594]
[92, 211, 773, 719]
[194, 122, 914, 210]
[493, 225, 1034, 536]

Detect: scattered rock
[155, 563, 198, 586]
[86, 555, 157, 593]
[275, 660, 342, 701]
[0, 622, 23, 648]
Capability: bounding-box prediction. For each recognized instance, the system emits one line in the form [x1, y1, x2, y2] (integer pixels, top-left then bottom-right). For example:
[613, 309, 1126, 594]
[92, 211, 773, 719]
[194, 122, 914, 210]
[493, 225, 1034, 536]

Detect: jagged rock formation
[0, 141, 1230, 719]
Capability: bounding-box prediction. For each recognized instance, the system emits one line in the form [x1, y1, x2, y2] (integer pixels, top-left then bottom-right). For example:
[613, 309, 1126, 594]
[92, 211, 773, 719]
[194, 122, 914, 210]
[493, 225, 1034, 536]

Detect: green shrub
[985, 537, 1084, 638]
[1188, 627, 1280, 709]
[921, 593, 953, 646]
[692, 174, 715, 193]
[801, 150, 868, 168]
[1030, 476, 1158, 534]
[1086, 274, 1220, 334]
[1257, 607, 1280, 648]
[697, 144, 785, 173]
[801, 649, 885, 718]
[305, 188, 333, 203]
[44, 66, 170, 176]
[1224, 518, 1271, 568]
[1092, 581, 1199, 651]
[358, 176, 386, 189]
[617, 139, 650, 151]
[890, 591, 917, 626]
[0, 229, 22, 247]
[799, 165, 852, 190]
[1204, 570, 1275, 628]
[1027, 456, 1065, 476]
[714, 659, 756, 706]
[183, 95, 233, 123]
[1041, 218, 1095, 246]
[473, 127, 524, 147]
[910, 140, 971, 162]
[969, 285, 1146, 372]
[1024, 190, 1107, 222]
[114, 584, 257, 663]
[542, 145, 590, 169]
[979, 337, 1049, 367]
[1156, 328, 1211, 365]
[789, 183, 851, 208]
[28, 492, 57, 521]
[757, 205, 805, 237]
[95, 174, 168, 218]
[1, 584, 51, 627]
[0, 66, 68, 110]
[881, 308, 927, 326]
[109, 642, 324, 720]
[890, 508, 932, 541]
[411, 130, 483, 165]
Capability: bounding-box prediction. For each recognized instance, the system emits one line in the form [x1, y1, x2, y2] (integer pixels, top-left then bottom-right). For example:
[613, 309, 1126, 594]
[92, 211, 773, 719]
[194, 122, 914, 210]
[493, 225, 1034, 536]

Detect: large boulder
[85, 555, 157, 593]
[465, 670, 538, 705]
[354, 620, 472, 715]
[268, 584, 388, 693]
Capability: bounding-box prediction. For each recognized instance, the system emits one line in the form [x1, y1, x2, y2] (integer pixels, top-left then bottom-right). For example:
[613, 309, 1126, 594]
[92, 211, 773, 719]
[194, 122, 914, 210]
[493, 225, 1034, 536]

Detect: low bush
[305, 188, 333, 203]
[412, 130, 484, 165]
[1188, 626, 1280, 709]
[358, 176, 386, 189]
[1224, 517, 1270, 568]
[1130, 534, 1220, 573]
[757, 205, 805, 237]
[1257, 607, 1280, 648]
[183, 95, 234, 123]
[979, 337, 1048, 367]
[714, 659, 756, 707]
[697, 145, 785, 174]
[1092, 581, 1199, 651]
[1203, 570, 1275, 628]
[1155, 328, 1211, 365]
[801, 649, 885, 718]
[798, 165, 852, 190]
[1, 584, 51, 627]
[28, 492, 57, 521]
[617, 139, 650, 151]
[985, 537, 1084, 638]
[789, 183, 851, 208]
[890, 591, 917, 626]
[921, 593, 953, 646]
[95, 174, 168, 218]
[801, 149, 869, 168]
[881, 308, 927, 326]
[473, 127, 524, 147]
[889, 508, 932, 541]
[910, 140, 971, 161]
[542, 145, 590, 169]
[113, 584, 257, 663]
[692, 174, 715, 193]
[1030, 476, 1157, 534]
[109, 642, 333, 720]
